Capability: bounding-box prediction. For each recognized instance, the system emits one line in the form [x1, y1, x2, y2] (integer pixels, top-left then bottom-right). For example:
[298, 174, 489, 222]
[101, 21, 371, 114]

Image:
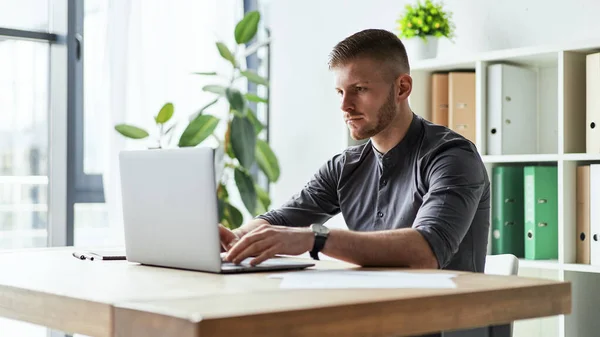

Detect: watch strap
[310, 234, 327, 260]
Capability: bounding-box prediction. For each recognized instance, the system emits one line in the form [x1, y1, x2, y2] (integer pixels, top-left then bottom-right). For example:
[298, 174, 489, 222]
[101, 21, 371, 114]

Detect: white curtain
[96, 0, 241, 245]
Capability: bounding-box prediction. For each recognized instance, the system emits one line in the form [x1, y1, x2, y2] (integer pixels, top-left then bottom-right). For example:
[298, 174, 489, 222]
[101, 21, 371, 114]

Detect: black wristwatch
[309, 224, 330, 260]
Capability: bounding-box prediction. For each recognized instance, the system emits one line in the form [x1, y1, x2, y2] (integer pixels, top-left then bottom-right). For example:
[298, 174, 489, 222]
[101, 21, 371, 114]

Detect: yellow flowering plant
[396, 0, 455, 41]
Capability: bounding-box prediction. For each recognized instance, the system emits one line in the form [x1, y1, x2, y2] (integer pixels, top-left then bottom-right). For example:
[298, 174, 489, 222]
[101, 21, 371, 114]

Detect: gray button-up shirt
[258, 113, 490, 272]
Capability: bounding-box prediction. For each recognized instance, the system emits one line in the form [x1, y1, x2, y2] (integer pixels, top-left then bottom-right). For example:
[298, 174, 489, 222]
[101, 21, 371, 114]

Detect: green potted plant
[395, 0, 455, 60]
[114, 10, 279, 230]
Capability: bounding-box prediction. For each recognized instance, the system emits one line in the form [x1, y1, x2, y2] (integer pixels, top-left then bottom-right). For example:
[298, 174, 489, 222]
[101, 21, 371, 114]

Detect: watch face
[312, 224, 329, 236]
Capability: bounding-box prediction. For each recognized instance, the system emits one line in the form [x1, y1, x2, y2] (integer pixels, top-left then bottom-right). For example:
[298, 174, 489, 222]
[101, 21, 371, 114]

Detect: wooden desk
[0, 248, 571, 337]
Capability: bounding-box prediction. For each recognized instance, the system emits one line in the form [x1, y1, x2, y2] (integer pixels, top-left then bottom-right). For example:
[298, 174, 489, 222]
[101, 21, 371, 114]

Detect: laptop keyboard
[220, 257, 296, 270]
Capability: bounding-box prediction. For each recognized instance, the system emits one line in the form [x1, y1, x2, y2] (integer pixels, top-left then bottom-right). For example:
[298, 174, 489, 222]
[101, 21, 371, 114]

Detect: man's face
[333, 57, 398, 140]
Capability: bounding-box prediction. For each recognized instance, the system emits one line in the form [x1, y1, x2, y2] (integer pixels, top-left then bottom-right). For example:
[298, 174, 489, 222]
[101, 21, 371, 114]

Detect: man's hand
[219, 224, 241, 252]
[224, 224, 314, 266]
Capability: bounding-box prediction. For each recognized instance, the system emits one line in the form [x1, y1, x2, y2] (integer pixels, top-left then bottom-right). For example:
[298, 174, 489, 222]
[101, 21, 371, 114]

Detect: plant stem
[158, 124, 164, 149]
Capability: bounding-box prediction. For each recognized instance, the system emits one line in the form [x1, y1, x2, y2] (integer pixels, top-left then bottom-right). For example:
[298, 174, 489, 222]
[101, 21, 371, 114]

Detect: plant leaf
[114, 124, 149, 139]
[189, 97, 220, 121]
[216, 42, 237, 67]
[231, 115, 256, 169]
[217, 197, 226, 224]
[203, 84, 227, 95]
[234, 168, 257, 216]
[245, 93, 268, 103]
[224, 121, 235, 158]
[234, 11, 260, 44]
[224, 202, 244, 229]
[246, 108, 264, 135]
[255, 184, 271, 210]
[155, 102, 174, 124]
[192, 71, 218, 76]
[240, 70, 269, 86]
[225, 87, 246, 113]
[178, 114, 220, 147]
[256, 139, 280, 182]
[217, 183, 229, 201]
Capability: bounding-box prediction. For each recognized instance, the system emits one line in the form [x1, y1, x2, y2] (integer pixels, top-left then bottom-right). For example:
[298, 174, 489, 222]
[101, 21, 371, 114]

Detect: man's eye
[356, 86, 366, 92]
[336, 90, 343, 96]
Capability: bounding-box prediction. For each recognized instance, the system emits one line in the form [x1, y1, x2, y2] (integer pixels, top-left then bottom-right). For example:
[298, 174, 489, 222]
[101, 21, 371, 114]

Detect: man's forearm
[321, 228, 439, 269]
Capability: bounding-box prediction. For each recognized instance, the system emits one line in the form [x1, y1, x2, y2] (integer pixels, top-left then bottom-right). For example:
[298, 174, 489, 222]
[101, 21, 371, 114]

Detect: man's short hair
[328, 29, 410, 78]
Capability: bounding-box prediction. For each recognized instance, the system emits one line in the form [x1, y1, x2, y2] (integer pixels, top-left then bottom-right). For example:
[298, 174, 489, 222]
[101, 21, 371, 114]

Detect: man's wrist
[305, 227, 316, 253]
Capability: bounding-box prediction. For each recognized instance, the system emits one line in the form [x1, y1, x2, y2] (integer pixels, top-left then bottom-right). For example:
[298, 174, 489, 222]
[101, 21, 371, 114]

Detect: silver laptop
[118, 146, 314, 274]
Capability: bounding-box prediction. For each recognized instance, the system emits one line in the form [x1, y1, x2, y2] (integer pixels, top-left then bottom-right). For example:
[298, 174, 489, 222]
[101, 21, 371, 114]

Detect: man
[221, 28, 490, 272]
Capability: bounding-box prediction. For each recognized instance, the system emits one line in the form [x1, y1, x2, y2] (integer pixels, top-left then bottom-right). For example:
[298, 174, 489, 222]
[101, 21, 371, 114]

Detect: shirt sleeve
[412, 145, 489, 269]
[256, 153, 343, 227]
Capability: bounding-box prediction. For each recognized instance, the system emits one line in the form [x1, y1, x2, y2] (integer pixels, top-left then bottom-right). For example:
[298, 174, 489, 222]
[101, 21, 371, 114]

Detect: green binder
[491, 166, 525, 257]
[524, 166, 558, 260]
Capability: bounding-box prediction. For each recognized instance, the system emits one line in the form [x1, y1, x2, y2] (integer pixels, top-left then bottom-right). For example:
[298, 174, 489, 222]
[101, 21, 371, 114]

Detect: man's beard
[350, 85, 396, 140]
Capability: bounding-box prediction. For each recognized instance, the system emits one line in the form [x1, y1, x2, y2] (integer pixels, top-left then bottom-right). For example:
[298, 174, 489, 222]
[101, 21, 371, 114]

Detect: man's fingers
[250, 245, 280, 266]
[226, 228, 270, 260]
[219, 224, 240, 251]
[230, 237, 273, 264]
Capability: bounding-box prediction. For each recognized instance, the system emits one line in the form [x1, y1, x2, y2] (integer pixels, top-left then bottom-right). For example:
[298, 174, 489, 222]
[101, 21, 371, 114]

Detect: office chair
[441, 254, 519, 337]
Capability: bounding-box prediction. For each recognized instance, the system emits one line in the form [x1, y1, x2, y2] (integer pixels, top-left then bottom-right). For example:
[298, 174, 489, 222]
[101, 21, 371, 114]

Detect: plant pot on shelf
[404, 36, 439, 61]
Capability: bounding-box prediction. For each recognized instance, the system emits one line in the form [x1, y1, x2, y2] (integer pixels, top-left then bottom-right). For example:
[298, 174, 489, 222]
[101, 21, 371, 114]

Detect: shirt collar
[370, 112, 423, 168]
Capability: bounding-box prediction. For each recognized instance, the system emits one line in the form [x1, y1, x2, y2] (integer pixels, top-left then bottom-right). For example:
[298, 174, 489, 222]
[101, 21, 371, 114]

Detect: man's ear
[395, 73, 412, 101]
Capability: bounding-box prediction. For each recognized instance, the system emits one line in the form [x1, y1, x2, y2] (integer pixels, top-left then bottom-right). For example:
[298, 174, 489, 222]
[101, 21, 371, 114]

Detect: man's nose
[340, 94, 355, 113]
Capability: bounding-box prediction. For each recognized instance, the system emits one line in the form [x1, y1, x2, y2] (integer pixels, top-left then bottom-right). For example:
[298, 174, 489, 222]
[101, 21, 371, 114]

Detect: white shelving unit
[405, 39, 600, 337]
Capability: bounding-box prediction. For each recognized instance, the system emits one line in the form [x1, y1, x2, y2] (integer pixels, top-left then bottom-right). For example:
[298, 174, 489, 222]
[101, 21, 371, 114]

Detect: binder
[431, 73, 449, 127]
[524, 166, 558, 260]
[491, 165, 525, 257]
[576, 165, 591, 264]
[486, 64, 538, 155]
[590, 164, 600, 266]
[586, 53, 600, 153]
[448, 72, 476, 144]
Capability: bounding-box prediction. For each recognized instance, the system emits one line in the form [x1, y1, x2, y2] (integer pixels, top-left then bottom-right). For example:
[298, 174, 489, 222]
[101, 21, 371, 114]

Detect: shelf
[481, 154, 559, 164]
[561, 153, 600, 161]
[563, 263, 600, 274]
[405, 36, 600, 337]
[518, 259, 561, 270]
[411, 58, 476, 72]
[410, 37, 600, 72]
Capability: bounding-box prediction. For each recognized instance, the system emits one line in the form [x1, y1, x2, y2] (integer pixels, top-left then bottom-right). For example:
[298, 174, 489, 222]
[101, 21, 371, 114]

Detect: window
[0, 0, 49, 31]
[0, 39, 49, 249]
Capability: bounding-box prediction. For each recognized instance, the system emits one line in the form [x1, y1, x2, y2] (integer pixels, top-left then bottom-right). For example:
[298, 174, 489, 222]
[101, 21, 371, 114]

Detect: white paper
[268, 270, 457, 289]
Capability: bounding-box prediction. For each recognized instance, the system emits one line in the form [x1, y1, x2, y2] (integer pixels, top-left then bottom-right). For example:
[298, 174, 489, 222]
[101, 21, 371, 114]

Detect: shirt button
[377, 211, 384, 218]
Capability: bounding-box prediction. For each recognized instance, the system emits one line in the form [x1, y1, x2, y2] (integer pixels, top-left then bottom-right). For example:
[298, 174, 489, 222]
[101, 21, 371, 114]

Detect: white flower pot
[404, 37, 439, 61]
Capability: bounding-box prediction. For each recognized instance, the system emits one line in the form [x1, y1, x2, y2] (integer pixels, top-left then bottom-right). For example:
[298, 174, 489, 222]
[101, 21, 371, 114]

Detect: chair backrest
[485, 254, 519, 276]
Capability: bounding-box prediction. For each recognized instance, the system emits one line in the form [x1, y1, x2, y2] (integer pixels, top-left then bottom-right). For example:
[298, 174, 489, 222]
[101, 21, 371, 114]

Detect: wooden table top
[0, 248, 571, 337]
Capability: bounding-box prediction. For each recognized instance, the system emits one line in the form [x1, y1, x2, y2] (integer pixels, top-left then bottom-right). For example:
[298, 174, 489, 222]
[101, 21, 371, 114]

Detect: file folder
[587, 53, 600, 153]
[524, 166, 558, 260]
[486, 64, 538, 155]
[590, 164, 600, 266]
[448, 72, 476, 144]
[491, 165, 525, 257]
[576, 165, 591, 264]
[431, 73, 449, 127]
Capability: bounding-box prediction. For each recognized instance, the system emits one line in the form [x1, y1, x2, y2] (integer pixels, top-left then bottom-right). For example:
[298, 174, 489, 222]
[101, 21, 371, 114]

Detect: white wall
[265, 0, 600, 228]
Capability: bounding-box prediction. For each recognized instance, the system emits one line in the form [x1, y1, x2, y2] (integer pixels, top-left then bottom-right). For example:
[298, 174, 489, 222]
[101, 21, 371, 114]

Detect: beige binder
[431, 73, 449, 127]
[577, 165, 591, 264]
[587, 53, 600, 153]
[449, 72, 476, 144]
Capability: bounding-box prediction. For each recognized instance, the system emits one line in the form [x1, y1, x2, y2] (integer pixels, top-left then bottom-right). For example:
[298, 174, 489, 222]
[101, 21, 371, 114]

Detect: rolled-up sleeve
[412, 146, 488, 269]
[257, 154, 343, 227]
